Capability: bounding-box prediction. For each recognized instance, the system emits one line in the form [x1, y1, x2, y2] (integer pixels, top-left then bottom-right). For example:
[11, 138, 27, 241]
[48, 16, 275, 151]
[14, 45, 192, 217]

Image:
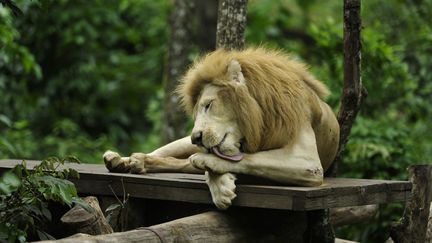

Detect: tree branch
[327, 0, 366, 176]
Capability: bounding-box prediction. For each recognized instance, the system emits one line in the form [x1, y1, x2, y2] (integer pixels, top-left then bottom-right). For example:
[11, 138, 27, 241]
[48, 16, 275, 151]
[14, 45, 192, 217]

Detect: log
[216, 0, 248, 50]
[40, 210, 307, 243]
[390, 165, 432, 243]
[330, 204, 378, 227]
[60, 196, 113, 236]
[335, 239, 358, 243]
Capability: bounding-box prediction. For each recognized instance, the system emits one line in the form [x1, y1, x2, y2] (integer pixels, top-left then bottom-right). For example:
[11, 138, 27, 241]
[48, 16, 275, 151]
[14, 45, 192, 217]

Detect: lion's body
[104, 47, 340, 209]
[178, 48, 339, 170]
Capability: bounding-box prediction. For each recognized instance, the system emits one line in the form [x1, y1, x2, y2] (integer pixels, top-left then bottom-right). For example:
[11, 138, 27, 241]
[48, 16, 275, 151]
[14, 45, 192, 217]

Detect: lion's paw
[129, 153, 147, 174]
[103, 150, 130, 173]
[205, 171, 237, 210]
[190, 153, 209, 170]
[190, 153, 229, 174]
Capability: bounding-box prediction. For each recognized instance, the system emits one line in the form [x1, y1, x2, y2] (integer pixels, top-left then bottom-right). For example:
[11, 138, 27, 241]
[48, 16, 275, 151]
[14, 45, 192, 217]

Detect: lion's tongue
[211, 147, 244, 162]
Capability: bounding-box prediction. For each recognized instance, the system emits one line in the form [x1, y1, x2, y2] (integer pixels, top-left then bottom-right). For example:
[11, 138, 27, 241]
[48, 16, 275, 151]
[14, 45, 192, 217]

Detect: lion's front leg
[190, 153, 240, 209]
[104, 150, 203, 174]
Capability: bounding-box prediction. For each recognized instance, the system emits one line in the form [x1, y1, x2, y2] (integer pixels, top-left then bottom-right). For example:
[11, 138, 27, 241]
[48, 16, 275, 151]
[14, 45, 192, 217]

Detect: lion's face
[191, 84, 244, 159]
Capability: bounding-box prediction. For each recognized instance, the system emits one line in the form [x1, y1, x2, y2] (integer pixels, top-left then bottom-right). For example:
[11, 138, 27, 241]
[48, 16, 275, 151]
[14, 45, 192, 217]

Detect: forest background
[1, 0, 431, 241]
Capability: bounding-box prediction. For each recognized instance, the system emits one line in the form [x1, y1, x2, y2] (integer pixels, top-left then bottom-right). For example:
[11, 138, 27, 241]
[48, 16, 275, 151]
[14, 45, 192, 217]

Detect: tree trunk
[390, 165, 432, 243]
[327, 0, 366, 177]
[216, 0, 248, 50]
[162, 0, 195, 143]
[194, 0, 218, 52]
[60, 196, 113, 236]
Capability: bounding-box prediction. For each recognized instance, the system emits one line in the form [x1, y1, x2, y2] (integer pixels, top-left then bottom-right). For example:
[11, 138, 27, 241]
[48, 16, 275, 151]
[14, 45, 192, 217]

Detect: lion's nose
[191, 131, 203, 146]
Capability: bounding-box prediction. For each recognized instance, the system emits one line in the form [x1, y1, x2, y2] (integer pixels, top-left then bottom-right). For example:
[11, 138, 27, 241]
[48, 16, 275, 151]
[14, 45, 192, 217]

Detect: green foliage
[248, 0, 432, 241]
[0, 157, 85, 242]
[0, 0, 431, 241]
[0, 0, 170, 162]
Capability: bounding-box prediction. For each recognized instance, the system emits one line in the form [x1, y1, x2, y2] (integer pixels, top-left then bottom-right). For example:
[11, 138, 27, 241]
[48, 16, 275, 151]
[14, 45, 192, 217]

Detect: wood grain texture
[390, 165, 432, 243]
[328, 0, 367, 177]
[38, 210, 306, 243]
[60, 196, 113, 235]
[216, 0, 248, 50]
[330, 204, 379, 227]
[0, 160, 411, 211]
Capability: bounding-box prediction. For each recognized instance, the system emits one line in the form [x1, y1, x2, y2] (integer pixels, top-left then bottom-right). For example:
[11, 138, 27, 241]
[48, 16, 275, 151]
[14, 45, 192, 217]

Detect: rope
[139, 227, 168, 243]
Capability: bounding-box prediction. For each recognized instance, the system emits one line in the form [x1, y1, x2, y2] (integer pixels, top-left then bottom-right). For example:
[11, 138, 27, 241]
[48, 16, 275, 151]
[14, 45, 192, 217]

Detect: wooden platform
[0, 159, 411, 211]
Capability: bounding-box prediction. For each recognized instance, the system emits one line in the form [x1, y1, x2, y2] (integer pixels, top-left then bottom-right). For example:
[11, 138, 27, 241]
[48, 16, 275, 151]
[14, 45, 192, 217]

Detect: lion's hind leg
[205, 172, 237, 210]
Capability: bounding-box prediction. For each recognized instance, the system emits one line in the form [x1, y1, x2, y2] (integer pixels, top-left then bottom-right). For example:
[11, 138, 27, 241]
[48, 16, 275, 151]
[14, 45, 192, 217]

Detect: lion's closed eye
[204, 101, 213, 112]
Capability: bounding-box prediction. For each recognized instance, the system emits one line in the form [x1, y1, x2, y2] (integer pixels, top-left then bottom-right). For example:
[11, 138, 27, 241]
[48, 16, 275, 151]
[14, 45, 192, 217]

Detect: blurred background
[1, 0, 431, 241]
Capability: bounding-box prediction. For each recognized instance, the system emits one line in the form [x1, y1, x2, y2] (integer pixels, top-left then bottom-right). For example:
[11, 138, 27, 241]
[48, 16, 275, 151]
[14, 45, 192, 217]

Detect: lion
[103, 47, 340, 209]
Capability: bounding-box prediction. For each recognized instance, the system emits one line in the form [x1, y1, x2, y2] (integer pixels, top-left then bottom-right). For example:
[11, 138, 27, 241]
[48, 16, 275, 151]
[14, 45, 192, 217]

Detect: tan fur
[178, 47, 329, 153]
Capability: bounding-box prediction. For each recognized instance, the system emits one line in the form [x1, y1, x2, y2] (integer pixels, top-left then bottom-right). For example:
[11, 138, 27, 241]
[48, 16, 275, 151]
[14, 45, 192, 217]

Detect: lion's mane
[177, 47, 329, 153]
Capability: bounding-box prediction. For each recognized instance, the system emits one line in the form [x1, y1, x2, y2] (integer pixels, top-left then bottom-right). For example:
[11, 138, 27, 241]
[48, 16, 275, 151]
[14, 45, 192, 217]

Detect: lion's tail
[303, 73, 331, 100]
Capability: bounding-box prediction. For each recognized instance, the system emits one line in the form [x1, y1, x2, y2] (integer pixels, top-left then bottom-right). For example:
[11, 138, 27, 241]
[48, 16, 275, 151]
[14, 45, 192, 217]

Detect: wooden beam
[0, 160, 411, 211]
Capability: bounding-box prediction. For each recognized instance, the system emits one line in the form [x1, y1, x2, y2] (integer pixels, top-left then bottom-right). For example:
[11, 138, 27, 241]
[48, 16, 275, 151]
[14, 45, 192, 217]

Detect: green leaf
[66, 168, 80, 179]
[65, 155, 81, 164]
[13, 120, 28, 130]
[0, 172, 21, 195]
[0, 139, 16, 156]
[41, 207, 52, 221]
[58, 185, 73, 206]
[0, 114, 12, 127]
[36, 229, 55, 241]
[105, 203, 122, 213]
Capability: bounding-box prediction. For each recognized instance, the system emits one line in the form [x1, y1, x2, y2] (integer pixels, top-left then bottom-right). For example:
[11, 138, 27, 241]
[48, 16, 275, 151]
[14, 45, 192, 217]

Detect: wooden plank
[0, 159, 411, 210]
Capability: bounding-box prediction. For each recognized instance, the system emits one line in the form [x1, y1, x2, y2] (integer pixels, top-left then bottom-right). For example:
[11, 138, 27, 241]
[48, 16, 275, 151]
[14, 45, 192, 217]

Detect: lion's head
[177, 48, 329, 160]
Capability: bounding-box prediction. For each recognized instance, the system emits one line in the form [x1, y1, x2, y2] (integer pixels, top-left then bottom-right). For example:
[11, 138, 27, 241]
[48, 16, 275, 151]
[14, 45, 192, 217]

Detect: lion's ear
[228, 60, 246, 85]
